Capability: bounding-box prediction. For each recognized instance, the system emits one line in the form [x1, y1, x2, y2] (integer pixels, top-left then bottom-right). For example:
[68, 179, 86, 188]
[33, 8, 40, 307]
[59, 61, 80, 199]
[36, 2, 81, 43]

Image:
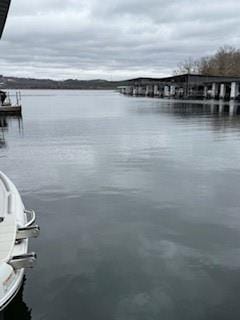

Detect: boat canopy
[0, 0, 11, 39]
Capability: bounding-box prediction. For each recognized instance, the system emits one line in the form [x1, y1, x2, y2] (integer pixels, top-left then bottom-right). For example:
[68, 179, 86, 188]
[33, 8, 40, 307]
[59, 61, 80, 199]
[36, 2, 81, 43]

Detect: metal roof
[0, 0, 11, 39]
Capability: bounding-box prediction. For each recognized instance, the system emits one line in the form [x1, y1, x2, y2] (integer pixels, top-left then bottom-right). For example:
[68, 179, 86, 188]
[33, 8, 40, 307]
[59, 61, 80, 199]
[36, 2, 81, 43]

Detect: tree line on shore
[175, 46, 240, 77]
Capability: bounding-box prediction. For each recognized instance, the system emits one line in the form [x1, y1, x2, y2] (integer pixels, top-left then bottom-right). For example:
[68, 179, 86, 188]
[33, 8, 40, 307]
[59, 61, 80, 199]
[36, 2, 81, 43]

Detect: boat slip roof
[0, 173, 16, 262]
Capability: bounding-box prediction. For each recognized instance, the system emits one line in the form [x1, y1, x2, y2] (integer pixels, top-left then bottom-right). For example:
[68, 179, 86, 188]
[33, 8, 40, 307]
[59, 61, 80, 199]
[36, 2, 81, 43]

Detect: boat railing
[16, 209, 40, 241]
[1, 91, 22, 107]
[24, 209, 36, 228]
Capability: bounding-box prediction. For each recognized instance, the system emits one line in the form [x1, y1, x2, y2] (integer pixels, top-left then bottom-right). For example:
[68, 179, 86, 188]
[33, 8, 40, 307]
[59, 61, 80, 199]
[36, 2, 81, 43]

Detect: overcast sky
[0, 0, 240, 80]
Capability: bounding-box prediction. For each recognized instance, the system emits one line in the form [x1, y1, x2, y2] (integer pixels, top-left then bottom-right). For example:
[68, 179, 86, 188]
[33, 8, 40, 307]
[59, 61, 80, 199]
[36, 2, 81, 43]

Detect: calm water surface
[1, 90, 240, 320]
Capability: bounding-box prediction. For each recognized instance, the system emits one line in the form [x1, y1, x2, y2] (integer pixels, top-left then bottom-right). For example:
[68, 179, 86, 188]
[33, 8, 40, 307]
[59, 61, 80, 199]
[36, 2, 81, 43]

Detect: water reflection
[0, 277, 31, 320]
[156, 100, 240, 116]
[136, 99, 240, 132]
[169, 101, 240, 132]
[0, 115, 23, 149]
[1, 91, 240, 319]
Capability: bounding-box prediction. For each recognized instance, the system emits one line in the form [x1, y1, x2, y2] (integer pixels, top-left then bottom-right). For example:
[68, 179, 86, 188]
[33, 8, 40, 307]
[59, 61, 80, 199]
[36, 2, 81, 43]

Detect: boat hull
[0, 171, 38, 311]
[0, 269, 24, 311]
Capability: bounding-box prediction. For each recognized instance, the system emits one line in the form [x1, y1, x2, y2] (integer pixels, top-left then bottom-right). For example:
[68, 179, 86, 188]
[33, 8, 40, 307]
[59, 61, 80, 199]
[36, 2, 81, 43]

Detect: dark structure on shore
[0, 0, 11, 38]
[119, 74, 240, 100]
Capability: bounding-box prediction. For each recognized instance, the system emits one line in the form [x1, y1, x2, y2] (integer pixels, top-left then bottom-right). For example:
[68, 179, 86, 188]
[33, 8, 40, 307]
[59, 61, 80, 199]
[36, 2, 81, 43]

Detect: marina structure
[119, 74, 240, 101]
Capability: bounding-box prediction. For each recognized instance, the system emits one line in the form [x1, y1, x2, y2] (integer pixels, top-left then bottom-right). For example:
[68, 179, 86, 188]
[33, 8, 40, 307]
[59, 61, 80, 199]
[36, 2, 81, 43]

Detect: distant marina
[119, 74, 240, 101]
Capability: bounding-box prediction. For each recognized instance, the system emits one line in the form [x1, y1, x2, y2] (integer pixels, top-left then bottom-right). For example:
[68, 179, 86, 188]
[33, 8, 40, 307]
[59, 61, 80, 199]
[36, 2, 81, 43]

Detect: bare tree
[175, 46, 240, 76]
[174, 57, 199, 75]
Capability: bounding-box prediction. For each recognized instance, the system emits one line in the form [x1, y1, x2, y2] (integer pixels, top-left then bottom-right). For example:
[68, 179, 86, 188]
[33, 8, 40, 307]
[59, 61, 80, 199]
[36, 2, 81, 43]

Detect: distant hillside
[0, 75, 130, 90]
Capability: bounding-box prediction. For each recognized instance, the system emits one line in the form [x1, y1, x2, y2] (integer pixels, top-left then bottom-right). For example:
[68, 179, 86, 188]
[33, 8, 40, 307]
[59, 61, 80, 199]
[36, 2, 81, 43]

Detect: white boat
[0, 171, 39, 310]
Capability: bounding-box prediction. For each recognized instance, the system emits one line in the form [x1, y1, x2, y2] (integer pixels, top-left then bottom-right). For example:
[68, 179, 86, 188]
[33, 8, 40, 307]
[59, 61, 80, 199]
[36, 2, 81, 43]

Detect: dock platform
[0, 105, 21, 115]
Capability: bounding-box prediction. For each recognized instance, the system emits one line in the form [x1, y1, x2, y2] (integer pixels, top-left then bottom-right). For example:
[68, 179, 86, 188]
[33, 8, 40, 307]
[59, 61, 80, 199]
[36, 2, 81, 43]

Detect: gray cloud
[0, 0, 240, 79]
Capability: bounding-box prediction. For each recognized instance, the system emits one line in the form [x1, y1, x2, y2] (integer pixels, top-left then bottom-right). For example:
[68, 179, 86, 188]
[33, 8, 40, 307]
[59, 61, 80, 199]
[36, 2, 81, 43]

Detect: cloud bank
[0, 0, 240, 79]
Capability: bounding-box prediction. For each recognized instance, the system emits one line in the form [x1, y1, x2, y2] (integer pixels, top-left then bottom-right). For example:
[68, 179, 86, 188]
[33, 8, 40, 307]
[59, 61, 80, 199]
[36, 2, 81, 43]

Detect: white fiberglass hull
[0, 171, 39, 311]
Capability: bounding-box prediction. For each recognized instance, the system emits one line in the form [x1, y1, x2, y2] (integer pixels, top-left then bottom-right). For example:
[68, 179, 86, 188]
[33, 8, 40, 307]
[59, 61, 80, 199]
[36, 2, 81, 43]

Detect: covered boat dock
[119, 74, 240, 101]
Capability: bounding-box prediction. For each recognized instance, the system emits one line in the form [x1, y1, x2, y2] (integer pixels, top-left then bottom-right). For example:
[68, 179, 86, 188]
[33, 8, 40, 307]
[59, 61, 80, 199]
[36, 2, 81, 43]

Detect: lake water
[1, 90, 240, 320]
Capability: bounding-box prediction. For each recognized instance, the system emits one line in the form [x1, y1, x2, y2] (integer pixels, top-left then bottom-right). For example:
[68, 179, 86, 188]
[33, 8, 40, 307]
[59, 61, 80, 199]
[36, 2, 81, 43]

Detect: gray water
[1, 90, 240, 320]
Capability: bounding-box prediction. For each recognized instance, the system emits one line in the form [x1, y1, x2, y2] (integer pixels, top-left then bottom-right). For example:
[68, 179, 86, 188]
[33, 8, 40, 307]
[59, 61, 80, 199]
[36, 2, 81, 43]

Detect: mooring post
[16, 92, 19, 105]
[138, 86, 144, 96]
[220, 84, 226, 99]
[203, 86, 208, 98]
[170, 85, 176, 97]
[230, 82, 238, 99]
[145, 85, 149, 97]
[164, 85, 169, 97]
[154, 85, 158, 97]
[211, 83, 217, 99]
